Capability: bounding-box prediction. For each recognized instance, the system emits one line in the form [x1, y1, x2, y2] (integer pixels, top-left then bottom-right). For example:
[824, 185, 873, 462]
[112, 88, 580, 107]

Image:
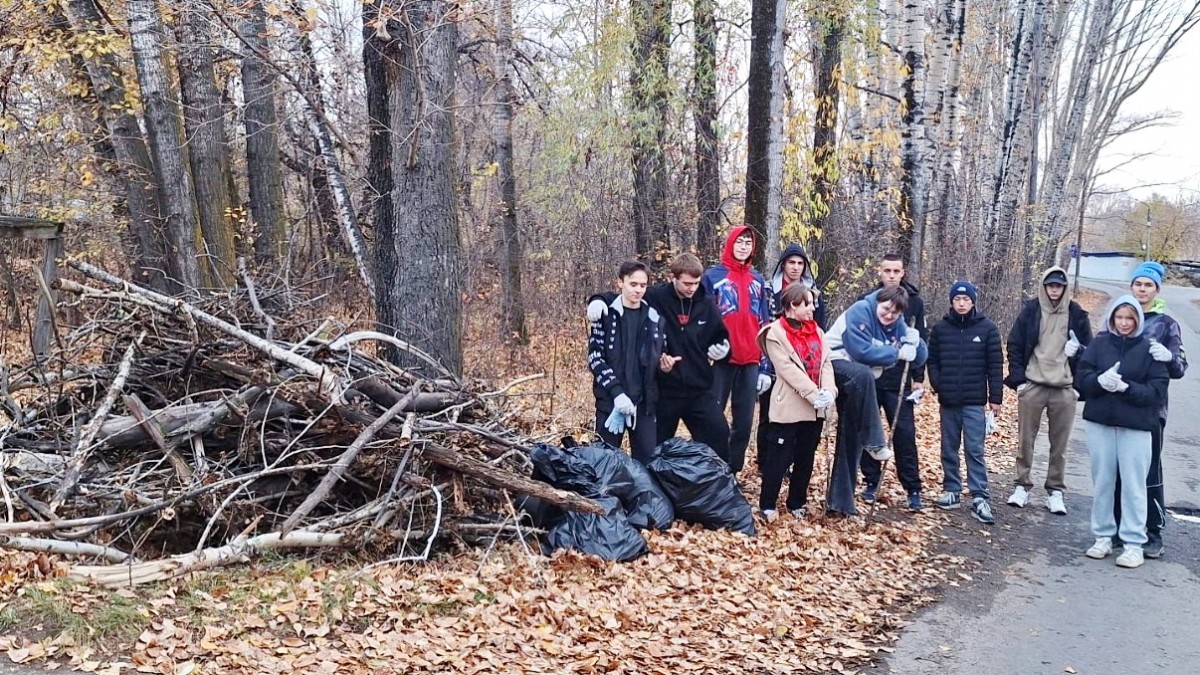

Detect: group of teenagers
[585, 227, 1188, 569]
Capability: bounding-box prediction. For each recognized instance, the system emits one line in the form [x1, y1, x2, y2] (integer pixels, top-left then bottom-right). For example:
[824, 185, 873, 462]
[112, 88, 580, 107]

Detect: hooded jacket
[927, 307, 1004, 407]
[1075, 295, 1169, 432]
[825, 289, 928, 374]
[1004, 266, 1093, 390]
[1138, 297, 1189, 419]
[859, 280, 927, 391]
[757, 320, 837, 423]
[769, 243, 826, 329]
[702, 226, 771, 366]
[587, 296, 666, 413]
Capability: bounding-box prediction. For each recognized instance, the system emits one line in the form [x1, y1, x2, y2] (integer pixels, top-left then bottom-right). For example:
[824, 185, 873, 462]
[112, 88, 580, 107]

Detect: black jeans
[710, 361, 759, 474]
[1114, 418, 1166, 542]
[827, 360, 877, 515]
[595, 402, 658, 465]
[656, 393, 731, 463]
[860, 388, 922, 494]
[760, 420, 824, 512]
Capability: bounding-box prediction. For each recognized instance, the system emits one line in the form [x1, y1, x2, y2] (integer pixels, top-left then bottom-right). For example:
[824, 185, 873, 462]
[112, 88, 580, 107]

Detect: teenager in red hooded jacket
[702, 226, 772, 475]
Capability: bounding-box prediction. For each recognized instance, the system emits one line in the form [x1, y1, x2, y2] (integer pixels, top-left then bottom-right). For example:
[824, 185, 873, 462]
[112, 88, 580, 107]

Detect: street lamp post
[1145, 204, 1152, 261]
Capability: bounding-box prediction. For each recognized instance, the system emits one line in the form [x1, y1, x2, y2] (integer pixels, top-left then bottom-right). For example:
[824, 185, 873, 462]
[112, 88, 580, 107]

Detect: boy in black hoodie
[586, 254, 732, 461]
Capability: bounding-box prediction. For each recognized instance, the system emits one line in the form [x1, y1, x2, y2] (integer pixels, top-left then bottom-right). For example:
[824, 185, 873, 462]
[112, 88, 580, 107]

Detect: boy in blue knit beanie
[1113, 260, 1188, 558]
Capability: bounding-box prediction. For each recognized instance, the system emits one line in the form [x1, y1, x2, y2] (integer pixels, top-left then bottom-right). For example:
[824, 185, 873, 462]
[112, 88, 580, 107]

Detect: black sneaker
[862, 483, 878, 503]
[971, 498, 995, 524]
[907, 492, 924, 511]
[1144, 535, 1165, 559]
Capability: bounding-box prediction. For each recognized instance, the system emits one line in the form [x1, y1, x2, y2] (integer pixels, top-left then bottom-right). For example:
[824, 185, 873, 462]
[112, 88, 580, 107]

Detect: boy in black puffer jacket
[927, 281, 1004, 524]
[1075, 295, 1169, 569]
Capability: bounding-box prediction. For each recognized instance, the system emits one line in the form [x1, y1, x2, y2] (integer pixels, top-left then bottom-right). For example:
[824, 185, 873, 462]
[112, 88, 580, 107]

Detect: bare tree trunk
[370, 3, 464, 375]
[493, 0, 527, 343]
[238, 0, 286, 266]
[630, 0, 671, 264]
[64, 0, 166, 291]
[764, 0, 787, 266]
[809, 5, 846, 236]
[745, 0, 778, 265]
[694, 0, 720, 259]
[898, 0, 928, 282]
[127, 0, 202, 292]
[178, 5, 237, 288]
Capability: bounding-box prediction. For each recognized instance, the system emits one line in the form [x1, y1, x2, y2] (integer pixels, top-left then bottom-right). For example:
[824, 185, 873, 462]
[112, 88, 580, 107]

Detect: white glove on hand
[906, 388, 925, 404]
[898, 344, 918, 362]
[756, 374, 773, 395]
[1149, 340, 1172, 363]
[1017, 382, 1030, 394]
[985, 410, 998, 435]
[1064, 330, 1082, 358]
[613, 393, 637, 415]
[900, 329, 920, 346]
[1097, 362, 1124, 392]
[587, 299, 608, 323]
[812, 389, 836, 411]
[707, 339, 730, 361]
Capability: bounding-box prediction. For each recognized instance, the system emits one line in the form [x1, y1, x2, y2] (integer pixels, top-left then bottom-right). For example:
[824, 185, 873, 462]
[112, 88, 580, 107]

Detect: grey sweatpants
[1086, 421, 1152, 547]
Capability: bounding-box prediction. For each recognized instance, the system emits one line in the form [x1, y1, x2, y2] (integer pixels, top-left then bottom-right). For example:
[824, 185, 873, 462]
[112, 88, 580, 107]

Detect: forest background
[2, 0, 1200, 377]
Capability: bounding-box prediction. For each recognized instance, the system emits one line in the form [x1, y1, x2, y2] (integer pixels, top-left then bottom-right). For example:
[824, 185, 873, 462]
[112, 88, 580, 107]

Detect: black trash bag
[512, 493, 564, 530]
[543, 496, 648, 562]
[530, 443, 674, 530]
[648, 438, 756, 536]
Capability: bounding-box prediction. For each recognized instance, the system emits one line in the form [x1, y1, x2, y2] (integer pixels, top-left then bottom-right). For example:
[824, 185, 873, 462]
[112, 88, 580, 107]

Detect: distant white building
[1067, 252, 1144, 282]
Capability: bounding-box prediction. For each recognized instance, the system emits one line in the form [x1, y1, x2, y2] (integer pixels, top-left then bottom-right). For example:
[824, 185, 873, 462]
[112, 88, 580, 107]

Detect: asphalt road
[876, 280, 1200, 675]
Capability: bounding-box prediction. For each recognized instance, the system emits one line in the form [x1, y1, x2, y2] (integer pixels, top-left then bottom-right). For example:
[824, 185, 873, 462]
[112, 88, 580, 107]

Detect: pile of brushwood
[0, 259, 601, 586]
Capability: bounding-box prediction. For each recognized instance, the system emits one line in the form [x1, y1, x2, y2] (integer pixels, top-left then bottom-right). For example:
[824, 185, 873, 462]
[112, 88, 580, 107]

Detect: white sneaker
[1086, 537, 1113, 559]
[1006, 486, 1030, 508]
[866, 445, 894, 462]
[1116, 546, 1145, 568]
[762, 509, 778, 523]
[1047, 491, 1067, 515]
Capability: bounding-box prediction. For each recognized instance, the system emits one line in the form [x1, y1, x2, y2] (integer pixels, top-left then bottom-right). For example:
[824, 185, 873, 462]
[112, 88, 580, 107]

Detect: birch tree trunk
[127, 0, 202, 292]
[763, 0, 787, 266]
[493, 0, 527, 343]
[898, 0, 928, 281]
[238, 0, 286, 266]
[64, 0, 166, 291]
[370, 2, 464, 375]
[694, 0, 720, 259]
[177, 6, 237, 288]
[926, 0, 966, 260]
[630, 0, 671, 263]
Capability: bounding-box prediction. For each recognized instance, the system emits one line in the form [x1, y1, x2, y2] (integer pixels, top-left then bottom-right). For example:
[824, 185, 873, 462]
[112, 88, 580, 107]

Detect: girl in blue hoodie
[1075, 296, 1169, 568]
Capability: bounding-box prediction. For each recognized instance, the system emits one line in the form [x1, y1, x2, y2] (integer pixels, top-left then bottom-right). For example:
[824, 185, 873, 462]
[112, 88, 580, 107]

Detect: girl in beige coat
[756, 284, 837, 519]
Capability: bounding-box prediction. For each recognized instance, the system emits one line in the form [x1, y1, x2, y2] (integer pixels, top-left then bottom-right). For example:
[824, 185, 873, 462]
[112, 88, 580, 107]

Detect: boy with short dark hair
[587, 261, 667, 464]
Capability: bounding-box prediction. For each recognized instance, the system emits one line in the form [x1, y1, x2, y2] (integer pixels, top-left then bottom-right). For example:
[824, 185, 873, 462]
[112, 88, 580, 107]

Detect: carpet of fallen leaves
[0, 313, 1039, 674]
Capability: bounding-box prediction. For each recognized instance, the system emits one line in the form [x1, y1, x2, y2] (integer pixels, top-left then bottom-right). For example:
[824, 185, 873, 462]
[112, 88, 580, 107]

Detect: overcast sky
[1096, 25, 1200, 201]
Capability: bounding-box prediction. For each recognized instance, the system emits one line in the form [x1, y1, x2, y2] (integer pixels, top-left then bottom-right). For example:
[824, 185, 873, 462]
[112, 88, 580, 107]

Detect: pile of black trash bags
[522, 438, 756, 562]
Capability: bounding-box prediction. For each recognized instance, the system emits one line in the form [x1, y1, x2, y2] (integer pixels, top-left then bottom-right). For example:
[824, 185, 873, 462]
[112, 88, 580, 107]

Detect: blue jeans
[1086, 421, 1152, 547]
[710, 361, 759, 474]
[940, 406, 989, 500]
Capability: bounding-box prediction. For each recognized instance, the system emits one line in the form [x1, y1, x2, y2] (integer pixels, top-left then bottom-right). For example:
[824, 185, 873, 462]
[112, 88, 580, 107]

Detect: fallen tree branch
[0, 535, 136, 564]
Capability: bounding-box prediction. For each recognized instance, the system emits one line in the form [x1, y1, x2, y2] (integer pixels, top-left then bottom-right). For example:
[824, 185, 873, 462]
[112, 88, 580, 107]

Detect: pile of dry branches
[0, 259, 600, 586]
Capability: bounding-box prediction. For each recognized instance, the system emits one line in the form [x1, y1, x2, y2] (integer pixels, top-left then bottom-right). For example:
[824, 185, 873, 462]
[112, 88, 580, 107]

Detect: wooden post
[0, 216, 65, 358]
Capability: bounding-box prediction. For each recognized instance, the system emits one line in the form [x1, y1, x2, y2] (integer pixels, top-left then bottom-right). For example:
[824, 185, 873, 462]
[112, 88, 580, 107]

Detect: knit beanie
[1131, 261, 1165, 288]
[949, 280, 978, 305]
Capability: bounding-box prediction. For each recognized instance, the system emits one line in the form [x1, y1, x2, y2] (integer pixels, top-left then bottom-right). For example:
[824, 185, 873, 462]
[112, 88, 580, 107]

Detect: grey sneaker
[1144, 535, 1164, 559]
[761, 509, 779, 523]
[790, 506, 808, 519]
[1006, 486, 1030, 508]
[971, 498, 995, 524]
[866, 445, 894, 462]
[1116, 546, 1145, 568]
[1047, 490, 1067, 515]
[935, 491, 962, 510]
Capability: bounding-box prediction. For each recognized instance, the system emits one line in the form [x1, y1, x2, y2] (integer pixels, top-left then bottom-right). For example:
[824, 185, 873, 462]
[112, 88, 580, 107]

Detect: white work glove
[756, 374, 773, 395]
[587, 299, 608, 323]
[898, 344, 918, 362]
[1064, 330, 1082, 358]
[1097, 363, 1124, 393]
[1149, 340, 1172, 363]
[812, 388, 836, 411]
[900, 329, 920, 346]
[604, 408, 627, 435]
[906, 388, 925, 404]
[985, 410, 997, 435]
[707, 339, 730, 361]
[613, 393, 637, 415]
[1017, 382, 1030, 394]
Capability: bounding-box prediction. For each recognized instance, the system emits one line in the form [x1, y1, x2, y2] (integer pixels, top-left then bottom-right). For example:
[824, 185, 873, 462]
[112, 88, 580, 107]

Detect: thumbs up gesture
[1064, 330, 1082, 358]
[1098, 361, 1127, 392]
